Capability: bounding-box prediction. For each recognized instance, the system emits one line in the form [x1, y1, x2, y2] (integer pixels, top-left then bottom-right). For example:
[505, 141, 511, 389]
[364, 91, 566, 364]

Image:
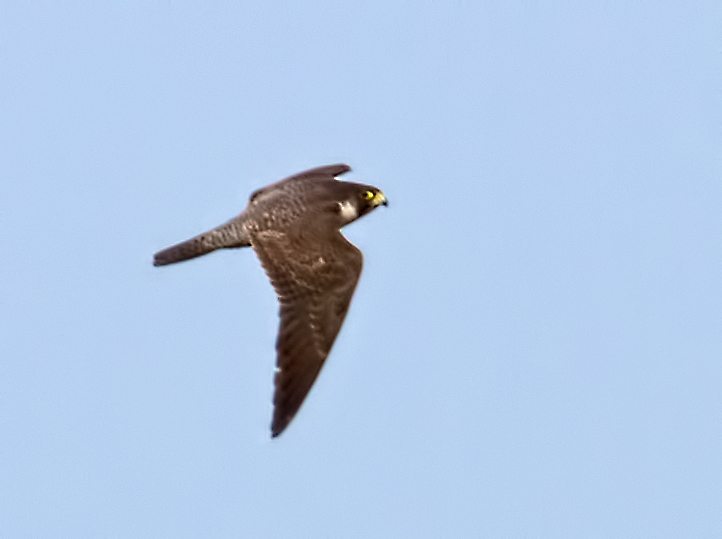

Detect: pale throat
[338, 200, 359, 223]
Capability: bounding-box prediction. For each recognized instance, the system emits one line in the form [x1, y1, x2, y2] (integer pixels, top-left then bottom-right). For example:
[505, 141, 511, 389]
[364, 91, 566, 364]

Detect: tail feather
[153, 221, 250, 266]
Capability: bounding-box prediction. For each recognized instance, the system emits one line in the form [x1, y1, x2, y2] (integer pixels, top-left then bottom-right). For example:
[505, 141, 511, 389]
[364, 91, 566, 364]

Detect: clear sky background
[1, 2, 720, 537]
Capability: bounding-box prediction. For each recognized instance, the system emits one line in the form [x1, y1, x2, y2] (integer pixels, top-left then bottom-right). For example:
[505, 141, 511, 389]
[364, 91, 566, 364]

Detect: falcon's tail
[153, 221, 251, 266]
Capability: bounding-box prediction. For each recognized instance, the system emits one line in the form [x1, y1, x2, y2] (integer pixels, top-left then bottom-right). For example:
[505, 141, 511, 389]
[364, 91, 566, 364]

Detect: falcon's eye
[363, 190, 375, 200]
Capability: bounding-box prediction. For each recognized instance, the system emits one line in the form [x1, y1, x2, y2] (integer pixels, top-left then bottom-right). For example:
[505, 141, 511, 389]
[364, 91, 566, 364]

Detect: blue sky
[1, 2, 720, 537]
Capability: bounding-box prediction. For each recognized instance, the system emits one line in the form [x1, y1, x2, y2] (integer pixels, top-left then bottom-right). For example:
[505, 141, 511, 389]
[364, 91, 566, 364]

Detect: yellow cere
[372, 191, 387, 205]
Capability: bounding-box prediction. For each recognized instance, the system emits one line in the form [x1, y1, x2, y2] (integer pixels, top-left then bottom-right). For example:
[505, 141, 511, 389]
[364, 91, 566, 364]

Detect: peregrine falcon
[153, 164, 387, 437]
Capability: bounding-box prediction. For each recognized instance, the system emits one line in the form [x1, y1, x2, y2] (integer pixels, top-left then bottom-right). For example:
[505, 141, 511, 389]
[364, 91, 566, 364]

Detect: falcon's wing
[249, 164, 351, 204]
[251, 228, 363, 437]
[285, 163, 351, 181]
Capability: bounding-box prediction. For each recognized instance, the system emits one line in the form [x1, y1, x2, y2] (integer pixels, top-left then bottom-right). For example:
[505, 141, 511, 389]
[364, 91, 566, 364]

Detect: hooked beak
[373, 191, 388, 207]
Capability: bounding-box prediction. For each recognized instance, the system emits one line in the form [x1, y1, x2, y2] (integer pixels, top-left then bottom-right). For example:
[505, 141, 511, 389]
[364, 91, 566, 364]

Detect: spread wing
[251, 227, 363, 437]
[249, 164, 351, 203]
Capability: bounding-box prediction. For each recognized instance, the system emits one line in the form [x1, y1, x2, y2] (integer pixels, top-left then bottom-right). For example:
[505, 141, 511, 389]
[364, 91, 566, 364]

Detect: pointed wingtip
[271, 409, 296, 438]
[314, 163, 351, 177]
[286, 164, 352, 182]
[334, 163, 352, 176]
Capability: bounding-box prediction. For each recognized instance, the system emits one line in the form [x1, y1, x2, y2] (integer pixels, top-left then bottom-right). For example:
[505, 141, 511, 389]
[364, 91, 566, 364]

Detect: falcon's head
[337, 184, 387, 226]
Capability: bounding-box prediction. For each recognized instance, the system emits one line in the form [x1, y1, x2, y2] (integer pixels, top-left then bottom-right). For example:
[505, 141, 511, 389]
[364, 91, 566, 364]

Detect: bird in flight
[153, 164, 387, 437]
